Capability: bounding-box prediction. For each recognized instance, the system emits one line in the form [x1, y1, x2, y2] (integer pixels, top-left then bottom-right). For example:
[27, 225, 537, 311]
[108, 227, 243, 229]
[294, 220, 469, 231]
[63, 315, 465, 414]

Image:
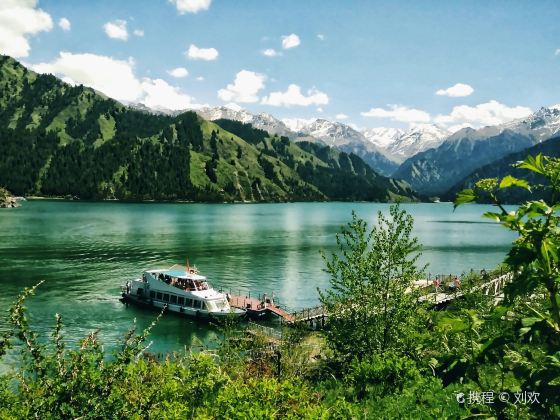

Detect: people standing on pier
[433, 276, 441, 291]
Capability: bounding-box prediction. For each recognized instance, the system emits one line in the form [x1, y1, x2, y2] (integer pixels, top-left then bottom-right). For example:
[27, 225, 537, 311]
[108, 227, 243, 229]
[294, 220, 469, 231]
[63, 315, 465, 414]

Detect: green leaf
[541, 238, 558, 272]
[498, 175, 529, 190]
[482, 212, 504, 222]
[453, 189, 476, 209]
[517, 154, 545, 175]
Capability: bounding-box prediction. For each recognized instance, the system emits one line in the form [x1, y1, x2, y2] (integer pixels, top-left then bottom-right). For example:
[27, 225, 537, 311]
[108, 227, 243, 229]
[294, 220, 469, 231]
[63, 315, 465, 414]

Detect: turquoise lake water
[0, 200, 516, 355]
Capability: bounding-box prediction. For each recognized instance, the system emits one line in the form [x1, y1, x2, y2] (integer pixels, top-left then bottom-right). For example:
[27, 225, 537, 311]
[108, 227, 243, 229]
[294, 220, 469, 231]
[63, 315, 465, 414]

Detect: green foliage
[453, 152, 560, 418]
[319, 204, 426, 360]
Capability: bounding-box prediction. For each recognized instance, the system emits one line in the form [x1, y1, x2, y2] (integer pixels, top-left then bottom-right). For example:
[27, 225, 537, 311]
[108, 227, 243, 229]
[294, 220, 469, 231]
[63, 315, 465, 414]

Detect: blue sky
[2, 0, 559, 130]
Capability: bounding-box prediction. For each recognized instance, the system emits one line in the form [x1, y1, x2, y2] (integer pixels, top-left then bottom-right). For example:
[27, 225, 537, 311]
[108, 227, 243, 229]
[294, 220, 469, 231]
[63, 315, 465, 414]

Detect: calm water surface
[0, 201, 515, 356]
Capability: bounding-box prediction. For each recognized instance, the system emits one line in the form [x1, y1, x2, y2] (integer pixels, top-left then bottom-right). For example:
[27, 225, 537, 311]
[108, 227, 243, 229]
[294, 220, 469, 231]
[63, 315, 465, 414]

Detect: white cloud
[335, 113, 349, 120]
[167, 67, 188, 78]
[436, 82, 474, 97]
[555, 49, 560, 56]
[262, 84, 329, 107]
[317, 34, 325, 41]
[186, 44, 218, 60]
[316, 107, 324, 113]
[30, 51, 202, 110]
[103, 19, 128, 41]
[262, 48, 281, 57]
[141, 78, 196, 110]
[0, 0, 53, 58]
[218, 70, 266, 103]
[361, 105, 431, 124]
[58, 17, 71, 32]
[170, 0, 211, 14]
[434, 100, 532, 130]
[133, 29, 144, 37]
[196, 76, 204, 81]
[281, 33, 300, 49]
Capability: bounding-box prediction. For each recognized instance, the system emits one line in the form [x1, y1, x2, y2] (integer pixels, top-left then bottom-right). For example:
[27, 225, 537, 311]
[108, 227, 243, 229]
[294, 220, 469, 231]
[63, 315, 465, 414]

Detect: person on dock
[453, 276, 461, 290]
[433, 276, 441, 292]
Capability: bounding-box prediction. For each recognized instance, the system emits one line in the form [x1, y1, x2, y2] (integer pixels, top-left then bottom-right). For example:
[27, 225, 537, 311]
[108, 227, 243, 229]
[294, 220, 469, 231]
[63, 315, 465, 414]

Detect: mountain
[443, 135, 560, 203]
[196, 106, 295, 138]
[362, 127, 404, 149]
[362, 125, 449, 160]
[0, 55, 417, 203]
[393, 107, 560, 197]
[196, 109, 400, 176]
[283, 118, 400, 176]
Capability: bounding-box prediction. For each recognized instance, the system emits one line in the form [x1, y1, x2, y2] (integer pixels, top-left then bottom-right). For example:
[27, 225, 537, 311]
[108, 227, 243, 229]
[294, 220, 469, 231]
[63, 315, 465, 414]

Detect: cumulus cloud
[167, 67, 188, 78]
[434, 100, 532, 131]
[218, 70, 266, 103]
[262, 84, 329, 107]
[317, 34, 325, 41]
[58, 17, 71, 32]
[186, 44, 218, 60]
[133, 29, 144, 37]
[262, 48, 281, 57]
[335, 113, 349, 120]
[141, 78, 196, 110]
[555, 49, 560, 56]
[0, 0, 53, 58]
[436, 83, 474, 97]
[170, 0, 211, 14]
[103, 19, 128, 41]
[281, 33, 300, 49]
[361, 105, 431, 124]
[31, 51, 202, 110]
[196, 76, 204, 81]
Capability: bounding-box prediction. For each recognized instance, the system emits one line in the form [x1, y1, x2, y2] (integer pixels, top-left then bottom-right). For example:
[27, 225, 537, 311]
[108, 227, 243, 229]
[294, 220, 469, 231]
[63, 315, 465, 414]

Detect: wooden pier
[228, 294, 295, 321]
[227, 272, 512, 328]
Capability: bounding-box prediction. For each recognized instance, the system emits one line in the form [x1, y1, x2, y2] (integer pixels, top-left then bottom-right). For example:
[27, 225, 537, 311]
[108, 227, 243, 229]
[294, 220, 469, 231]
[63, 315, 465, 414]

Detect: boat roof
[146, 265, 207, 281]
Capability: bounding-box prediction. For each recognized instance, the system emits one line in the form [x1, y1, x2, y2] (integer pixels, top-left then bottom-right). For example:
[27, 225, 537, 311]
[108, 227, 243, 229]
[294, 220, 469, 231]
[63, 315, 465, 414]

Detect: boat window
[163, 293, 170, 302]
[178, 297, 184, 305]
[206, 301, 215, 311]
[170, 295, 177, 304]
[150, 291, 155, 299]
[193, 300, 201, 309]
[201, 302, 207, 310]
[136, 288, 143, 296]
[186, 298, 193, 307]
[156, 292, 162, 300]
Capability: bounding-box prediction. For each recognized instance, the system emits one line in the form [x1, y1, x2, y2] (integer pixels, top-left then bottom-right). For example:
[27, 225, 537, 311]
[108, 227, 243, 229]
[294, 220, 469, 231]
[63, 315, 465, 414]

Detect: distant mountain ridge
[393, 106, 560, 196]
[195, 107, 453, 175]
[363, 124, 449, 160]
[0, 55, 418, 203]
[443, 135, 560, 203]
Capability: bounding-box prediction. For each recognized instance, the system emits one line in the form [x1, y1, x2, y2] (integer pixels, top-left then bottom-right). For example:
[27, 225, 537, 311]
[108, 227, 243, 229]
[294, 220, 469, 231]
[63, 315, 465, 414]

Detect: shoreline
[22, 195, 430, 205]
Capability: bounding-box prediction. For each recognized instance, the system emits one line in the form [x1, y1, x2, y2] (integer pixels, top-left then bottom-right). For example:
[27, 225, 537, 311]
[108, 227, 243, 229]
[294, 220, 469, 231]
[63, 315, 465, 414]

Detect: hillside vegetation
[0, 55, 416, 202]
[443, 135, 560, 203]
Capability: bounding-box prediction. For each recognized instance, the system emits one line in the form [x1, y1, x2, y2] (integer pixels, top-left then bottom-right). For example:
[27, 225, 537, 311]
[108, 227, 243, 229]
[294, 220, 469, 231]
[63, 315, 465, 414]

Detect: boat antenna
[186, 257, 190, 273]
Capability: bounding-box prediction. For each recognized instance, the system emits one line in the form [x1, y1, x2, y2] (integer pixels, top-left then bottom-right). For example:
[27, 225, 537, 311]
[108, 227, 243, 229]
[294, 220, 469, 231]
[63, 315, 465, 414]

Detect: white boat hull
[121, 292, 246, 320]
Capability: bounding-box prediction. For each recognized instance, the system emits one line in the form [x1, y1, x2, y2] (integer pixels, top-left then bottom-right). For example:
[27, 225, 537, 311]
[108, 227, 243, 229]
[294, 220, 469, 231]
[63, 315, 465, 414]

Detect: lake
[0, 200, 516, 356]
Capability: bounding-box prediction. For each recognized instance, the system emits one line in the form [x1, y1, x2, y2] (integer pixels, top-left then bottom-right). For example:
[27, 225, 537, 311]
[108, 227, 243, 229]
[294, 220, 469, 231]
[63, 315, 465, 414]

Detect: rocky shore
[0, 188, 19, 208]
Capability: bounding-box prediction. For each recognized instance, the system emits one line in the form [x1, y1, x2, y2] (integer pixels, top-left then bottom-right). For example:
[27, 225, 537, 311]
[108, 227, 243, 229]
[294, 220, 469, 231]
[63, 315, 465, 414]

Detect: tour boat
[121, 263, 246, 319]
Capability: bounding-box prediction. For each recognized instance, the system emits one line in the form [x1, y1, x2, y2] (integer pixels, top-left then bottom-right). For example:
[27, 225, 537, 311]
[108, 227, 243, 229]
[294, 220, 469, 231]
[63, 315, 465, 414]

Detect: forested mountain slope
[443, 135, 560, 203]
[0, 55, 417, 202]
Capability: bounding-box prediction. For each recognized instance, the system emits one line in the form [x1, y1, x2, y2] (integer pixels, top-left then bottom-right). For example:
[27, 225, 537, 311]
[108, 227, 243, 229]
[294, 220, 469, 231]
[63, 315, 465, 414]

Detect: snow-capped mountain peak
[362, 124, 449, 159]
